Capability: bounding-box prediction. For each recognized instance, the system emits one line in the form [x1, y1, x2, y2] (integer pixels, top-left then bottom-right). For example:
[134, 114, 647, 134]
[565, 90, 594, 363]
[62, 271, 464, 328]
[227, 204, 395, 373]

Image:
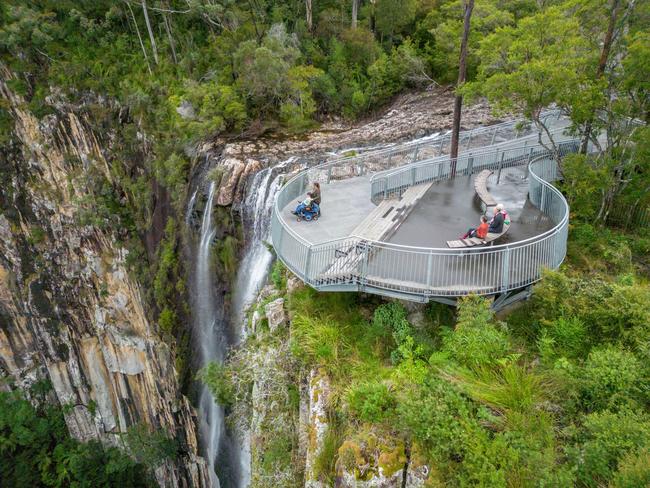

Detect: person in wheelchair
[292, 197, 320, 221]
[291, 182, 321, 221]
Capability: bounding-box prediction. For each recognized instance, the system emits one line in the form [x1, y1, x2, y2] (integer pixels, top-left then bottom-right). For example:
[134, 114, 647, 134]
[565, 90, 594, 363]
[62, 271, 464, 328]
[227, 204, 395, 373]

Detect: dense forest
[1, 0, 649, 487]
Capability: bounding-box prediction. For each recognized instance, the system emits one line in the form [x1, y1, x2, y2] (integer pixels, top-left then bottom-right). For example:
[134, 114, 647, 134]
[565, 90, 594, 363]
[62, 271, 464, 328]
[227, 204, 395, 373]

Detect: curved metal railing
[271, 118, 571, 300]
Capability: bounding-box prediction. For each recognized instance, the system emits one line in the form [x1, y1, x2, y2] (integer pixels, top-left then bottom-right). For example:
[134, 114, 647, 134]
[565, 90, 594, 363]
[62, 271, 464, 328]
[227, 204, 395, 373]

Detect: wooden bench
[446, 222, 511, 248]
[474, 170, 496, 210]
[313, 182, 433, 285]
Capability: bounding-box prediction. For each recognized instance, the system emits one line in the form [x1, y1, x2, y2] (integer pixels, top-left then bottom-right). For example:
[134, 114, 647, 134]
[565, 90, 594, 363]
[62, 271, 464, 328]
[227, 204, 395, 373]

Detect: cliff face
[0, 71, 209, 487]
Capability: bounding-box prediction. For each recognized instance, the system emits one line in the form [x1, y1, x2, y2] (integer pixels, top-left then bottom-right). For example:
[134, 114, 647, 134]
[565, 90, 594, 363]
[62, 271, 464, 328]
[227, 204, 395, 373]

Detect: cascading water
[193, 181, 226, 488]
[231, 158, 294, 334]
[188, 158, 293, 488]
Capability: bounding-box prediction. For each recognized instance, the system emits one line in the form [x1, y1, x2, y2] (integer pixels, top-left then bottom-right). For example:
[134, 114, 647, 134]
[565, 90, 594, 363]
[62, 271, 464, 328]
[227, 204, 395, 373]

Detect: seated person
[461, 215, 489, 240]
[488, 204, 506, 234]
[292, 197, 319, 219]
[292, 182, 322, 216]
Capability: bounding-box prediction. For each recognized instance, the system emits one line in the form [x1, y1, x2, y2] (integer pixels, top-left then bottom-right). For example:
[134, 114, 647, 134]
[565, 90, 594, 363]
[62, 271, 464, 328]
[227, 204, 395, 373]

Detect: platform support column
[496, 152, 505, 184]
[412, 145, 420, 163]
[467, 155, 474, 175]
[425, 252, 433, 288]
[304, 248, 312, 282]
[501, 248, 511, 291]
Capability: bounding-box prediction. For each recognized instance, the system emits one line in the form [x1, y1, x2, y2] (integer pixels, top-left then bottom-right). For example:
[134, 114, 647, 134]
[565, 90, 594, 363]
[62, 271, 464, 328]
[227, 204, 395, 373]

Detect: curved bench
[474, 169, 496, 210]
[446, 222, 511, 248]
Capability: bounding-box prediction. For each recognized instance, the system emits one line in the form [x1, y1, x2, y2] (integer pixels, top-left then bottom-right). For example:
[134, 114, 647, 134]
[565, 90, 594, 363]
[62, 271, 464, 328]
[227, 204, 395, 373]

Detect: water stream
[189, 158, 293, 488]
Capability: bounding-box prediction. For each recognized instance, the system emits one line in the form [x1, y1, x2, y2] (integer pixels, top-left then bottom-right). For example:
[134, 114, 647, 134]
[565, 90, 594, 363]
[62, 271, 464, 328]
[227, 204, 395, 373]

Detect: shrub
[568, 409, 650, 487]
[610, 448, 650, 488]
[270, 259, 286, 291]
[579, 346, 642, 411]
[442, 298, 509, 369]
[371, 302, 414, 364]
[199, 362, 235, 407]
[347, 381, 396, 423]
[397, 375, 476, 465]
[538, 316, 590, 362]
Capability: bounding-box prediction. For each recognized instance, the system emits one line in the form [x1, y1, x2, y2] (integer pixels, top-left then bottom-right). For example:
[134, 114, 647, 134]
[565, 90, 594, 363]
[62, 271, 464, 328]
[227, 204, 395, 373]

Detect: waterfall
[193, 181, 225, 488]
[188, 158, 293, 488]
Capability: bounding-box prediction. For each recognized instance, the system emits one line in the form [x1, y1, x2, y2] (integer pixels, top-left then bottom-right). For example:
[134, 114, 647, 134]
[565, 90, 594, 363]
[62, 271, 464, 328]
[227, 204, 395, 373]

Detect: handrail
[271, 116, 572, 299]
[275, 112, 567, 246]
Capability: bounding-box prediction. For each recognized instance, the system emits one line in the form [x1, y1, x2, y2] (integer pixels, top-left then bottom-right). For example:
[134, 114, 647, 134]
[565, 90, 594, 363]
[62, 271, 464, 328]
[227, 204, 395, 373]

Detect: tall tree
[449, 0, 475, 177]
[352, 0, 360, 28]
[141, 0, 159, 65]
[306, 0, 313, 32]
[579, 0, 624, 153]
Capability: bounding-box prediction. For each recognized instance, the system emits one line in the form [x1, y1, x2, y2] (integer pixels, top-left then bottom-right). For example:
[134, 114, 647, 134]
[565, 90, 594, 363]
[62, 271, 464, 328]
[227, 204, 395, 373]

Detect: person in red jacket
[462, 215, 489, 239]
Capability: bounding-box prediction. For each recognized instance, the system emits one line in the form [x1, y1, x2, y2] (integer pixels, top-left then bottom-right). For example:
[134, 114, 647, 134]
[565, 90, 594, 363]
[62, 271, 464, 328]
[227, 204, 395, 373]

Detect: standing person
[461, 215, 489, 239]
[308, 182, 321, 205]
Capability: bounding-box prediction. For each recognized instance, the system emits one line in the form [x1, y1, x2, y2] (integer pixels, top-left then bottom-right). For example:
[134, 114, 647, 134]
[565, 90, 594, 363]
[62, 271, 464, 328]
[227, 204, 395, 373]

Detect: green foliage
[611, 448, 650, 488]
[270, 259, 286, 291]
[579, 346, 643, 412]
[122, 423, 178, 469]
[200, 362, 235, 407]
[568, 409, 650, 487]
[0, 390, 154, 487]
[347, 381, 396, 423]
[538, 316, 590, 362]
[442, 296, 509, 368]
[312, 422, 343, 484]
[153, 219, 183, 328]
[372, 302, 416, 363]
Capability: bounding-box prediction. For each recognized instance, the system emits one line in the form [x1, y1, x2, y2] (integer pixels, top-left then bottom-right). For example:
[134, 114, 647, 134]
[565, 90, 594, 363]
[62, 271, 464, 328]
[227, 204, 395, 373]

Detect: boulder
[264, 298, 286, 332]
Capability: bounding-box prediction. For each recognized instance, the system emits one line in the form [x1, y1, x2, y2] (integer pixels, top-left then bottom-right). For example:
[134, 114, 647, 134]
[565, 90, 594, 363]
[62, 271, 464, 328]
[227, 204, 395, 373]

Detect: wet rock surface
[196, 88, 500, 209]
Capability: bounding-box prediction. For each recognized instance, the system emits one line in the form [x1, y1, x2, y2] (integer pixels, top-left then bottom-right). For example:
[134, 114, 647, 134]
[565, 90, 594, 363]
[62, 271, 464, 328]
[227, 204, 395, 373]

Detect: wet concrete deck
[389, 166, 553, 247]
[282, 166, 553, 248]
[282, 176, 375, 244]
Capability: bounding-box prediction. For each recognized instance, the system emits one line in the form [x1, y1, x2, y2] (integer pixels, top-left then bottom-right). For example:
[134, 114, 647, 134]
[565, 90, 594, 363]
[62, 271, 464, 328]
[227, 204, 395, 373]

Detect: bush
[611, 448, 650, 488]
[200, 362, 235, 407]
[347, 381, 396, 423]
[397, 375, 476, 465]
[371, 302, 414, 364]
[579, 346, 643, 411]
[537, 316, 590, 362]
[568, 409, 650, 487]
[442, 297, 509, 369]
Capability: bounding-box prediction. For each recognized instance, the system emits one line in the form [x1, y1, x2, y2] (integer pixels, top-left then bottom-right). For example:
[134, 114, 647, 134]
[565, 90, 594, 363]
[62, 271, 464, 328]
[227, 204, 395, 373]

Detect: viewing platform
[271, 113, 574, 309]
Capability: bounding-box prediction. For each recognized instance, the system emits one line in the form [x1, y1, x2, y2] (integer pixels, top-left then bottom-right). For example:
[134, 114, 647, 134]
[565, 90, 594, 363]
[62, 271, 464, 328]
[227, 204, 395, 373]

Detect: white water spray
[194, 182, 224, 488]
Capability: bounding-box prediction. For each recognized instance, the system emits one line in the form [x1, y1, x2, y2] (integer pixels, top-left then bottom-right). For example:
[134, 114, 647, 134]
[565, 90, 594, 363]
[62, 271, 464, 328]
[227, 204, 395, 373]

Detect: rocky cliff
[0, 68, 209, 487]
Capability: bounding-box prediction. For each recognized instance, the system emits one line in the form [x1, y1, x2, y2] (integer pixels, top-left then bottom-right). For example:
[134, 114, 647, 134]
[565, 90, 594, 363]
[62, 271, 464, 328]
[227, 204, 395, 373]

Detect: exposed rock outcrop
[264, 298, 286, 333]
[0, 67, 208, 487]
[304, 369, 332, 488]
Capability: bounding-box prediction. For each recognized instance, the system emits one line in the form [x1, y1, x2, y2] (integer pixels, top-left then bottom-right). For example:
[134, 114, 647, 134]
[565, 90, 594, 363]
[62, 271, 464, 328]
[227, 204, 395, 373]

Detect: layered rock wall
[0, 68, 208, 487]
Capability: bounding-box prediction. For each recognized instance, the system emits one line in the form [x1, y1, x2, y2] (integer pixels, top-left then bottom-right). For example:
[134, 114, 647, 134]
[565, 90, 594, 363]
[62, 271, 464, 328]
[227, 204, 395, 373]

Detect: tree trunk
[161, 2, 178, 64]
[141, 0, 159, 65]
[449, 0, 474, 177]
[306, 0, 313, 32]
[352, 0, 359, 28]
[580, 0, 622, 153]
[125, 1, 152, 74]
